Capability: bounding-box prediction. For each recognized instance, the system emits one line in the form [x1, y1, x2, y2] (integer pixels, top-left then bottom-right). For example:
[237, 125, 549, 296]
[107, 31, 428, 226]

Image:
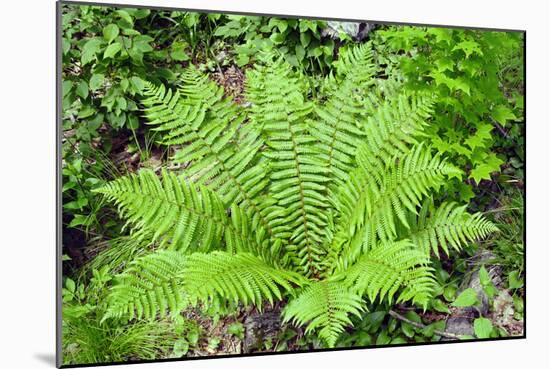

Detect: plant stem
[388, 310, 463, 340]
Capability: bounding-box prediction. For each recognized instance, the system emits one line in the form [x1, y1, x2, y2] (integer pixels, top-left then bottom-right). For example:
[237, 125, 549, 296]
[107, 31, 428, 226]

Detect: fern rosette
[95, 44, 497, 348]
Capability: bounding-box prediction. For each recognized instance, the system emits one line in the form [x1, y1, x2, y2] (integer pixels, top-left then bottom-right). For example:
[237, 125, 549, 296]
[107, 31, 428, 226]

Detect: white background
[0, 0, 546, 368]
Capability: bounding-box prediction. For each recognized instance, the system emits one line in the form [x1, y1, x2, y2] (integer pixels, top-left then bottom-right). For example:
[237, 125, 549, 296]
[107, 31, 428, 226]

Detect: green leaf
[492, 105, 517, 126]
[130, 76, 145, 93]
[115, 9, 134, 26]
[172, 339, 189, 357]
[65, 278, 76, 293]
[473, 317, 493, 338]
[300, 32, 311, 47]
[452, 288, 479, 307]
[431, 299, 450, 314]
[103, 42, 122, 59]
[76, 81, 89, 99]
[295, 44, 305, 61]
[508, 270, 524, 289]
[227, 322, 245, 339]
[401, 323, 415, 338]
[89, 74, 105, 91]
[103, 24, 120, 44]
[375, 330, 391, 345]
[170, 42, 189, 61]
[81, 38, 103, 65]
[469, 154, 504, 184]
[452, 40, 483, 58]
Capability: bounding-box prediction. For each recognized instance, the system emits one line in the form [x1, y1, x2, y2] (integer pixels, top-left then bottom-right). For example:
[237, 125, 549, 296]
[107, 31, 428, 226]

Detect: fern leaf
[247, 57, 329, 277]
[342, 239, 435, 308]
[356, 92, 434, 184]
[103, 250, 187, 322]
[313, 43, 377, 190]
[283, 281, 364, 347]
[404, 201, 499, 256]
[95, 169, 269, 256]
[141, 71, 281, 249]
[184, 252, 308, 306]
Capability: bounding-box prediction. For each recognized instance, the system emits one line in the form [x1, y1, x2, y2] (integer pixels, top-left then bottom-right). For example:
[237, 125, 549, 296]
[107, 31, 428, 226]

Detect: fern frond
[103, 250, 187, 321]
[348, 144, 461, 243]
[282, 281, 364, 348]
[313, 43, 377, 190]
[356, 92, 434, 183]
[95, 169, 268, 256]
[184, 252, 308, 306]
[141, 71, 280, 248]
[403, 201, 499, 256]
[341, 239, 435, 308]
[247, 58, 329, 277]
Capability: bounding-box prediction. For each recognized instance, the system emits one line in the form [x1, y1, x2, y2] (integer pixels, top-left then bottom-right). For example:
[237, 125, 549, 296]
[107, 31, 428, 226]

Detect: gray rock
[322, 21, 378, 41]
[444, 249, 501, 338]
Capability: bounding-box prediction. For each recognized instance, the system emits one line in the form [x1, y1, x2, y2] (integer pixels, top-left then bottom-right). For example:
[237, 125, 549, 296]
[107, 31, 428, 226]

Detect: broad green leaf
[431, 298, 450, 314]
[170, 42, 189, 61]
[103, 24, 120, 44]
[300, 32, 311, 47]
[473, 317, 493, 338]
[295, 44, 305, 61]
[452, 288, 478, 307]
[89, 74, 105, 91]
[104, 42, 122, 59]
[130, 76, 145, 93]
[76, 81, 89, 99]
[508, 270, 524, 289]
[401, 323, 415, 338]
[81, 38, 103, 65]
[115, 9, 134, 25]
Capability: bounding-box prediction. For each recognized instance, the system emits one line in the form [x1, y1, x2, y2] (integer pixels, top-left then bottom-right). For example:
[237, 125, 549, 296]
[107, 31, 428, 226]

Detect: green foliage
[283, 281, 364, 347]
[451, 288, 479, 307]
[61, 275, 180, 365]
[473, 317, 494, 339]
[94, 44, 497, 348]
[214, 16, 336, 72]
[374, 26, 523, 198]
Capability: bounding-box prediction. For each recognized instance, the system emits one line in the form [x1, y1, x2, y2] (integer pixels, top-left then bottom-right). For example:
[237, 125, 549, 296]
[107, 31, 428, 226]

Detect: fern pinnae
[404, 201, 499, 256]
[282, 280, 364, 348]
[102, 250, 187, 322]
[341, 239, 435, 307]
[248, 58, 329, 277]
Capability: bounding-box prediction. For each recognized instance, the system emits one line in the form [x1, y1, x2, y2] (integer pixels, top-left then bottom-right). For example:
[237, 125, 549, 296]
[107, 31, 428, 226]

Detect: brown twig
[388, 310, 463, 340]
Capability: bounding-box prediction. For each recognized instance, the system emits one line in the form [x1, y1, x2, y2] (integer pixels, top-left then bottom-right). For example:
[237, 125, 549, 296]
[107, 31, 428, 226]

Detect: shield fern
[95, 44, 497, 348]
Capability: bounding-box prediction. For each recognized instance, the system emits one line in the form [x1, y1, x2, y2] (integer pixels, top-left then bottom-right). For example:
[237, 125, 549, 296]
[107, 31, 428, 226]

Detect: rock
[242, 307, 282, 353]
[322, 21, 378, 41]
[443, 249, 501, 338]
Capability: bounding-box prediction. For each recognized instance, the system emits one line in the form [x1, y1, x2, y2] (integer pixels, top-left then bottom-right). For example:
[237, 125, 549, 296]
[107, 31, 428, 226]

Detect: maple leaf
[469, 153, 504, 184]
[452, 40, 483, 58]
[464, 124, 494, 150]
[491, 105, 517, 126]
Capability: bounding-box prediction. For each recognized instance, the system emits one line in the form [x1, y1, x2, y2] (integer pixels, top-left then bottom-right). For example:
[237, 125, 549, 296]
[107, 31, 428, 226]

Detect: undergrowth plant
[94, 44, 497, 347]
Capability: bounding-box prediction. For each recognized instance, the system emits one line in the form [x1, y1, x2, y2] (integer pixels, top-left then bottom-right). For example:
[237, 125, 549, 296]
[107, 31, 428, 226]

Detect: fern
[341, 240, 434, 307]
[103, 250, 187, 321]
[184, 252, 308, 306]
[403, 200, 499, 257]
[96, 44, 498, 348]
[282, 281, 364, 347]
